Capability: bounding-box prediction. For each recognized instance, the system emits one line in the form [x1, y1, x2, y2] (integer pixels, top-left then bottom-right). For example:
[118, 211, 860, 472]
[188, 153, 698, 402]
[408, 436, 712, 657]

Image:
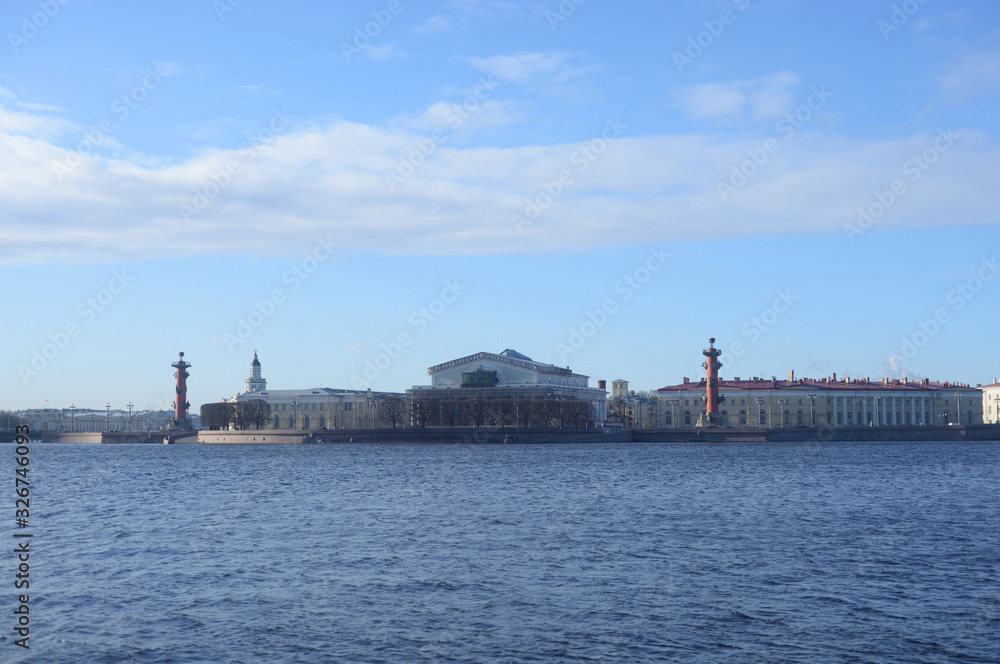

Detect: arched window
[319, 415, 326, 429]
[303, 415, 310, 429]
[288, 414, 294, 428]
[273, 415, 280, 429]
[664, 411, 672, 426]
[759, 410, 767, 426]
[783, 410, 790, 426]
[738, 410, 747, 425]
[797, 410, 805, 426]
[721, 410, 729, 424]
[683, 410, 691, 426]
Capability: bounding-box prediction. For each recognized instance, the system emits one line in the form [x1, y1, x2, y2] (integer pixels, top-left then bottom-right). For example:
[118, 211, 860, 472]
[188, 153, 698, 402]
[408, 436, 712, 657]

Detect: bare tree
[0, 411, 29, 431]
[539, 399, 561, 428]
[461, 399, 489, 428]
[378, 397, 405, 429]
[439, 400, 459, 427]
[488, 399, 514, 428]
[411, 398, 436, 428]
[242, 399, 271, 430]
[514, 400, 535, 429]
[607, 396, 628, 424]
[561, 400, 591, 428]
[200, 402, 234, 430]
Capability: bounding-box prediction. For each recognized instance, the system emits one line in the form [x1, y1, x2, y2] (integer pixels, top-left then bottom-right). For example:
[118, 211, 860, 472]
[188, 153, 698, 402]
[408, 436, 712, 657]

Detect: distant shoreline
[4, 424, 999, 445]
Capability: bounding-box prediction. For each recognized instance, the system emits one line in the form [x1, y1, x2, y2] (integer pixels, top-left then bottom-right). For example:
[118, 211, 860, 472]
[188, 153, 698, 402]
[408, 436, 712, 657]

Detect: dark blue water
[2, 440, 998, 663]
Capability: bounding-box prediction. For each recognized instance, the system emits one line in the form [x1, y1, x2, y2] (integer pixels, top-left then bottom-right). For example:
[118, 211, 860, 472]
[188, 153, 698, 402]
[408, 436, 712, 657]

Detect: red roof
[657, 376, 980, 393]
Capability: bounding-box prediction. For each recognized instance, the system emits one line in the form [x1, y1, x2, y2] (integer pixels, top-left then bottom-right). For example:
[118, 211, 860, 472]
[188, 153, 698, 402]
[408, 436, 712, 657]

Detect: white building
[983, 380, 1000, 424]
[407, 349, 607, 425]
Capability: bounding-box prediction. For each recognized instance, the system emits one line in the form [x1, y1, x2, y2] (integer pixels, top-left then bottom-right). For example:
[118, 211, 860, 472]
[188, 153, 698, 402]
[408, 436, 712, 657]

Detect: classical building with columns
[983, 380, 1000, 424]
[406, 349, 607, 426]
[656, 370, 982, 428]
[230, 354, 404, 429]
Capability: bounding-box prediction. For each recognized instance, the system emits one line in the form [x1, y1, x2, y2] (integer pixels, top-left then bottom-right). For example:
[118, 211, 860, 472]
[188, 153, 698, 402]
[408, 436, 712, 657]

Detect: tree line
[200, 400, 271, 430]
[409, 398, 594, 429]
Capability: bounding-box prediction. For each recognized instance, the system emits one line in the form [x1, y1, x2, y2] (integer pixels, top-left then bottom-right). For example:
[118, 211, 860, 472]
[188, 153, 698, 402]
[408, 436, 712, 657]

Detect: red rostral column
[172, 352, 191, 425]
[702, 338, 723, 425]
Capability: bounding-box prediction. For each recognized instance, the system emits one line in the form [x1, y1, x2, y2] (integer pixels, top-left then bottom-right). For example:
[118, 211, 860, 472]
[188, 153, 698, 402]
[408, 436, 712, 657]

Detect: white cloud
[937, 46, 1000, 103]
[465, 51, 601, 101]
[412, 14, 453, 34]
[221, 85, 279, 98]
[366, 44, 400, 61]
[392, 99, 514, 132]
[467, 52, 567, 83]
[1, 99, 998, 265]
[674, 72, 802, 122]
[446, 0, 521, 19]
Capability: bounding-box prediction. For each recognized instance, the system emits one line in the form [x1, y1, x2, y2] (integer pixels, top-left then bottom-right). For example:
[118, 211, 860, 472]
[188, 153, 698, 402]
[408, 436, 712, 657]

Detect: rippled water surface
[3, 440, 999, 663]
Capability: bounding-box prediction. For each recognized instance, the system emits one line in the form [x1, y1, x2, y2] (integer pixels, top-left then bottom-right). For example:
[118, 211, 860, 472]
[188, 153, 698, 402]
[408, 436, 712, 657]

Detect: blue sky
[2, 0, 999, 411]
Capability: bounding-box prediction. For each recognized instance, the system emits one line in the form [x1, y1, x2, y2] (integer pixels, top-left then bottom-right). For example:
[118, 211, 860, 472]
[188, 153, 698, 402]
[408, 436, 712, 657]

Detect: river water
[3, 440, 998, 663]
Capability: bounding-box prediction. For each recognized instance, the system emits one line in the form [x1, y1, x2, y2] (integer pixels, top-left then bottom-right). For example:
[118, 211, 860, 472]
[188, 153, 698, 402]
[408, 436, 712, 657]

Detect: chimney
[683, 377, 690, 384]
[903, 377, 908, 384]
[788, 370, 795, 383]
[598, 380, 606, 390]
[831, 372, 837, 382]
[734, 377, 740, 382]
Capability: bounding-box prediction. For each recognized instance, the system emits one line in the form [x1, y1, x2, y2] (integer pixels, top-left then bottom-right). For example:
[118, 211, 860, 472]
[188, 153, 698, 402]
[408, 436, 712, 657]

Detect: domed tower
[244, 352, 267, 393]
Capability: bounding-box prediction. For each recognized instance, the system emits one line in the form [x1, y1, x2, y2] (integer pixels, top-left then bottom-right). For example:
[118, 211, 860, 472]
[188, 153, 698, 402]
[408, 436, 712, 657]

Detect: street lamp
[290, 399, 300, 430]
[954, 391, 963, 425]
[127, 402, 133, 431]
[70, 403, 76, 432]
[755, 395, 766, 428]
[777, 398, 789, 428]
[106, 402, 111, 432]
[873, 393, 881, 427]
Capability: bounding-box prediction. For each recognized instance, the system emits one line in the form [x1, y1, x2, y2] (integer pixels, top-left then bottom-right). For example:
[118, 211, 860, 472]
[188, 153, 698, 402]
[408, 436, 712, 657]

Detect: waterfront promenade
[15, 424, 1000, 445]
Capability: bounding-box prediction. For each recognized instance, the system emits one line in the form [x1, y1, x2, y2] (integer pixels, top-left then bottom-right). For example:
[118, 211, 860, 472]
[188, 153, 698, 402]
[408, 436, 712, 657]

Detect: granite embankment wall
[18, 424, 1000, 444]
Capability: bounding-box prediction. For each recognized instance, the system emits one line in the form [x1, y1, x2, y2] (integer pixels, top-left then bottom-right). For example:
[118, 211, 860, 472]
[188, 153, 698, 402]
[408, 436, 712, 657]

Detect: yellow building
[657, 371, 982, 428]
[231, 354, 403, 429]
[983, 380, 1000, 424]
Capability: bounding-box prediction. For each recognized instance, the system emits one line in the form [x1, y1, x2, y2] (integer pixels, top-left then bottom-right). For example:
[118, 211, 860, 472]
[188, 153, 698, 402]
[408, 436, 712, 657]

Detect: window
[288, 415, 294, 428]
[303, 415, 310, 429]
[797, 410, 804, 426]
[665, 412, 672, 425]
[783, 410, 790, 426]
[739, 410, 747, 425]
[684, 411, 691, 425]
[273, 415, 280, 429]
[319, 415, 326, 429]
[798, 399, 803, 406]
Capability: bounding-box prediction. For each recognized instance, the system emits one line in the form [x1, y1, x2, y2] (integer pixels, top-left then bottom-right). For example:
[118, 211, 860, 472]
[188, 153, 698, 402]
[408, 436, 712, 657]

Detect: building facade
[983, 380, 1000, 424]
[406, 349, 607, 426]
[657, 371, 983, 428]
[231, 354, 403, 429]
[19, 408, 176, 432]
